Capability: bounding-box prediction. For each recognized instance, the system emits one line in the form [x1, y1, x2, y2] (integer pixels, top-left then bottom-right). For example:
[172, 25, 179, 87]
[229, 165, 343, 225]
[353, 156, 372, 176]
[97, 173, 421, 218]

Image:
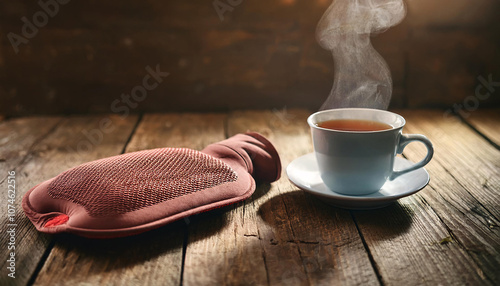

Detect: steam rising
[316, 0, 406, 110]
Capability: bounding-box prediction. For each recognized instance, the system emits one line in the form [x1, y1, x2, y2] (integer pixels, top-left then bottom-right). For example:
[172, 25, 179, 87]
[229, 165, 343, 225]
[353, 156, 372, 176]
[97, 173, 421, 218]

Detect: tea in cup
[308, 108, 433, 195]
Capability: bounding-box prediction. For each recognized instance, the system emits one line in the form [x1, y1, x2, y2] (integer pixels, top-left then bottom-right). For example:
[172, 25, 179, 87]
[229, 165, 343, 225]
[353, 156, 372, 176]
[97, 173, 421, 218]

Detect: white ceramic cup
[308, 108, 434, 195]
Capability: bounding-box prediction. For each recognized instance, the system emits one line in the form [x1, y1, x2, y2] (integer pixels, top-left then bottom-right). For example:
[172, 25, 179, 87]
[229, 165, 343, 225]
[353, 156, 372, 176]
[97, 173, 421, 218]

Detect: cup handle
[390, 134, 434, 180]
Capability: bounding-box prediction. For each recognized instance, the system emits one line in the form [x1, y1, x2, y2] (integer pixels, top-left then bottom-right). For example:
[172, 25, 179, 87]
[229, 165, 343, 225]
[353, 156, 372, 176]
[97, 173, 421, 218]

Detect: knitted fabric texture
[48, 148, 238, 217]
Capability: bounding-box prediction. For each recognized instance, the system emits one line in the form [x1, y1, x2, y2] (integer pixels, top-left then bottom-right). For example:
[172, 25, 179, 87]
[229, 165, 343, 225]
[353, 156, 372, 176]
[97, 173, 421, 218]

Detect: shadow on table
[257, 189, 356, 239]
[51, 219, 186, 270]
[351, 202, 415, 241]
[257, 189, 414, 242]
[181, 181, 272, 238]
[49, 183, 273, 270]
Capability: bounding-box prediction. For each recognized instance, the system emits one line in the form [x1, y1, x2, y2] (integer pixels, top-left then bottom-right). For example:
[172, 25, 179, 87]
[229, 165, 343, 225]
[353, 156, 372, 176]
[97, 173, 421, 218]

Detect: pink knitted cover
[22, 132, 281, 238]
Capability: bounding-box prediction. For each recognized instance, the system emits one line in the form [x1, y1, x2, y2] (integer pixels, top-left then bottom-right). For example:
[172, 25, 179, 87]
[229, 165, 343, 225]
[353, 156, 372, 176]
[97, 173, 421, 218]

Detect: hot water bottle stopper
[22, 132, 281, 238]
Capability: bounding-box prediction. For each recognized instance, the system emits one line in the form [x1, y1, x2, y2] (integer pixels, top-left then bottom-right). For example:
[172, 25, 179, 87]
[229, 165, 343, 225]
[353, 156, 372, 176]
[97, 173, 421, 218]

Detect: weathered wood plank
[396, 110, 500, 284]
[5, 110, 498, 285]
[460, 108, 500, 149]
[126, 113, 227, 152]
[33, 113, 226, 286]
[230, 110, 379, 286]
[0, 116, 62, 180]
[407, 31, 500, 108]
[3, 1, 500, 116]
[354, 195, 491, 285]
[400, 110, 500, 221]
[0, 116, 61, 285]
[183, 109, 379, 285]
[0, 115, 138, 286]
[349, 109, 499, 285]
[180, 113, 276, 286]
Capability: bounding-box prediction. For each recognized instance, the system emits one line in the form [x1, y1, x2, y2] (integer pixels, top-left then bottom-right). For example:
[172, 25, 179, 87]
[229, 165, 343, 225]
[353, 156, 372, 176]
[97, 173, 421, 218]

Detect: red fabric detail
[45, 214, 69, 227]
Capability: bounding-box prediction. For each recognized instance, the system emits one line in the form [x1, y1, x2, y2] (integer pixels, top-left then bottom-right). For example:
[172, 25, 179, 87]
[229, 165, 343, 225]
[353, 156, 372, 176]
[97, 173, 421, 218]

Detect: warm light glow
[280, 0, 296, 6]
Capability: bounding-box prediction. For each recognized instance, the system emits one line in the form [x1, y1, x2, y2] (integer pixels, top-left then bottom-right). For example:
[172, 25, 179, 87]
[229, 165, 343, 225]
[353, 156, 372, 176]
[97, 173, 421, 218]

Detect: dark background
[1, 0, 499, 116]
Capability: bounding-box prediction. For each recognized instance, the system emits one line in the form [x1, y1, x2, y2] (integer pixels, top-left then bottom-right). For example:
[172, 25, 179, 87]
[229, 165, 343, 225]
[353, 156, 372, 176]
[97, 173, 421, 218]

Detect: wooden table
[1, 109, 499, 286]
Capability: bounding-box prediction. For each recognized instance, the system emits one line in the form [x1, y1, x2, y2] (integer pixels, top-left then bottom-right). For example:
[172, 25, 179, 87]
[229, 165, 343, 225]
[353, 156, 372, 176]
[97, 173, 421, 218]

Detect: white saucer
[286, 153, 430, 210]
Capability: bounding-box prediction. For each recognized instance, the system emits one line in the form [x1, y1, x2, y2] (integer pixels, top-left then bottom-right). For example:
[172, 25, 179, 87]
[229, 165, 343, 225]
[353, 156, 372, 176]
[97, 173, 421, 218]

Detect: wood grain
[354, 195, 490, 285]
[399, 110, 500, 220]
[395, 109, 500, 284]
[3, 110, 499, 285]
[126, 113, 227, 152]
[183, 109, 379, 285]
[0, 116, 61, 285]
[0, 115, 138, 286]
[407, 30, 500, 108]
[348, 110, 499, 285]
[33, 113, 226, 286]
[459, 108, 500, 148]
[0, 116, 62, 181]
[3, 2, 500, 116]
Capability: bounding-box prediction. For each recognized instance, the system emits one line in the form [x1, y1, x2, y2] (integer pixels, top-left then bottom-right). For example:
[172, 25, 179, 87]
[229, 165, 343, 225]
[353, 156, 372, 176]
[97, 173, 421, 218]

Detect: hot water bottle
[22, 132, 281, 238]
